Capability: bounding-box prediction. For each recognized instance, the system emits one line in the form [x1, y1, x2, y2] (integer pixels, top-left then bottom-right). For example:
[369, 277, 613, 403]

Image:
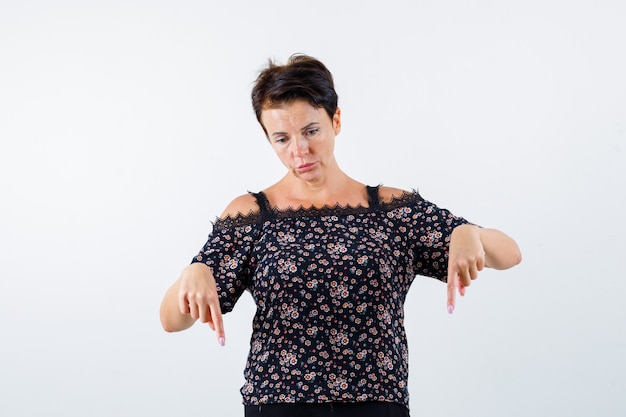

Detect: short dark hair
[251, 54, 339, 136]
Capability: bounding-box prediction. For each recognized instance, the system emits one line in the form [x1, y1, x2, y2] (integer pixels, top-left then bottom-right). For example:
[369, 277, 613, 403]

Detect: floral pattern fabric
[192, 186, 469, 408]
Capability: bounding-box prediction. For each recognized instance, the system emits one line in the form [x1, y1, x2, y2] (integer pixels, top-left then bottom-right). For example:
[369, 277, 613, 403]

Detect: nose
[292, 136, 309, 157]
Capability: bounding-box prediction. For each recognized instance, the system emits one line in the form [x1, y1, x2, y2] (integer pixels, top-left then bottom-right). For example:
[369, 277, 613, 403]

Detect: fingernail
[447, 304, 454, 314]
[218, 337, 225, 346]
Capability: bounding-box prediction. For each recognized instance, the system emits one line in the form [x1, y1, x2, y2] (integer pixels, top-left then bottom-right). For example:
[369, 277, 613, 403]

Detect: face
[261, 99, 341, 184]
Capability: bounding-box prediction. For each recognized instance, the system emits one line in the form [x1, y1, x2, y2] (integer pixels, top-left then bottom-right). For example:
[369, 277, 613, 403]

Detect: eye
[274, 136, 288, 144]
[305, 128, 319, 137]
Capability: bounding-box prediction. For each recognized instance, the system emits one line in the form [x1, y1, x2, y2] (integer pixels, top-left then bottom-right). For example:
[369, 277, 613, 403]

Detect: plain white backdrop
[1, 1, 625, 416]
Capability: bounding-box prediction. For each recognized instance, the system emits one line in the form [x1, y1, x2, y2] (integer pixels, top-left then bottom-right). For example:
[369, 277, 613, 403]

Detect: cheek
[273, 147, 292, 163]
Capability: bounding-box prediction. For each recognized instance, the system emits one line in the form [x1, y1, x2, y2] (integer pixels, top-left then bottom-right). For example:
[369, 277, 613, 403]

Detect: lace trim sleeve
[213, 188, 424, 228]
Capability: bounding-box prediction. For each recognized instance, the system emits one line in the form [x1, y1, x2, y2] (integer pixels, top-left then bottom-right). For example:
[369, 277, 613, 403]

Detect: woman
[160, 54, 521, 417]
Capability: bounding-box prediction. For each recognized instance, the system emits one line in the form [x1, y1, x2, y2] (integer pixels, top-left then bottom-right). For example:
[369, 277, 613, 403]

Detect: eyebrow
[270, 122, 320, 138]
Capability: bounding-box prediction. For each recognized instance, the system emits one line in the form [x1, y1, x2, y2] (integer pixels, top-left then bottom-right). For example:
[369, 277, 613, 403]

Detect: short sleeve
[191, 222, 260, 313]
[406, 194, 472, 282]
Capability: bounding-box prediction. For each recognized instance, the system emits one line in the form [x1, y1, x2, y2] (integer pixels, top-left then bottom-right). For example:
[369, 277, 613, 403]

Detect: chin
[293, 171, 320, 182]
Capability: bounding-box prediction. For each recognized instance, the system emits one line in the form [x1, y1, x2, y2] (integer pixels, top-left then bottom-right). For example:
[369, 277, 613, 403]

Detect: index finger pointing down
[209, 301, 226, 346]
[447, 273, 456, 314]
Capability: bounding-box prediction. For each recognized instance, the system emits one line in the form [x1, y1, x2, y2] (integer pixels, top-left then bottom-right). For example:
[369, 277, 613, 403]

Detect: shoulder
[219, 193, 260, 218]
[377, 185, 415, 204]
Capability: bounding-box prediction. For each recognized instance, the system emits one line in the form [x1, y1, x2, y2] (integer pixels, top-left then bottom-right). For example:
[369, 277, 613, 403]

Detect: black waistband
[244, 401, 409, 417]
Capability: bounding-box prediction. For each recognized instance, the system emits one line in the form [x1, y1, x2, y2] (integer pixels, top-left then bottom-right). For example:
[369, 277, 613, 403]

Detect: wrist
[451, 224, 480, 238]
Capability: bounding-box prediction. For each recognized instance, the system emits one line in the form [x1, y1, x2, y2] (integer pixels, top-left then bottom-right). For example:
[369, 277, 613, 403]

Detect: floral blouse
[192, 186, 469, 408]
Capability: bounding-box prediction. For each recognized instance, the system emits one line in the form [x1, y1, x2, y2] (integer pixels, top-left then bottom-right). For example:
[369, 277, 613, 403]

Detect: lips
[297, 162, 316, 172]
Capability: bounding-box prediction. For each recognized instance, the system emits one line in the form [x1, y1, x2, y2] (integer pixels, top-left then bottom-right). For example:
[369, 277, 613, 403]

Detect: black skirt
[244, 401, 410, 417]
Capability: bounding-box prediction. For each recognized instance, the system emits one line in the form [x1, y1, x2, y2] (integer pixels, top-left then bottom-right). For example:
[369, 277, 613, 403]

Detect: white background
[1, 1, 625, 416]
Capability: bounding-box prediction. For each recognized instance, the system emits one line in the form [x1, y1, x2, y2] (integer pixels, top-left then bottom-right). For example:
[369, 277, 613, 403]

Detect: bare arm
[160, 194, 259, 341]
[159, 263, 225, 345]
[478, 226, 522, 270]
[159, 269, 198, 333]
[446, 224, 521, 313]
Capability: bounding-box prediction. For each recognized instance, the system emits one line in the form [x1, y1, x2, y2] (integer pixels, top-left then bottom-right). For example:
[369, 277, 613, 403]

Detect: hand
[446, 225, 485, 314]
[178, 263, 226, 345]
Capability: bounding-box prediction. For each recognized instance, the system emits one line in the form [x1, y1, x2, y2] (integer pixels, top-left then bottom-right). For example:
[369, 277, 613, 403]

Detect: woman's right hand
[179, 263, 225, 345]
[160, 263, 225, 346]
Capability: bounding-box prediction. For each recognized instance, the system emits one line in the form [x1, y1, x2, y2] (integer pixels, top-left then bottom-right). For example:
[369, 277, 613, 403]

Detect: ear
[333, 108, 342, 135]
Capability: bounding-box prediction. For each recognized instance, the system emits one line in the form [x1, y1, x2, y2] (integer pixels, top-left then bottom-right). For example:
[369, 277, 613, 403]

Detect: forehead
[261, 99, 327, 127]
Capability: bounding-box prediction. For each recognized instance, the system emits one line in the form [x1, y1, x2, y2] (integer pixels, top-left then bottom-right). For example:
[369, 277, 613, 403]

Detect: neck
[277, 166, 363, 208]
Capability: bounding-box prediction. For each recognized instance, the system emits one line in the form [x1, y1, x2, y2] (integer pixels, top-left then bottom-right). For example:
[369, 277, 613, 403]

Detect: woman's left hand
[446, 224, 485, 313]
[445, 224, 522, 313]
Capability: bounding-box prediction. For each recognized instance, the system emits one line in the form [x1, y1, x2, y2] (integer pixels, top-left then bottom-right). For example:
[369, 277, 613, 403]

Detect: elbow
[161, 321, 179, 333]
[160, 314, 188, 333]
[160, 312, 175, 332]
[160, 303, 182, 333]
[160, 311, 176, 333]
[160, 303, 193, 333]
[481, 228, 522, 270]
[513, 247, 522, 267]
[507, 240, 523, 268]
[492, 243, 522, 270]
